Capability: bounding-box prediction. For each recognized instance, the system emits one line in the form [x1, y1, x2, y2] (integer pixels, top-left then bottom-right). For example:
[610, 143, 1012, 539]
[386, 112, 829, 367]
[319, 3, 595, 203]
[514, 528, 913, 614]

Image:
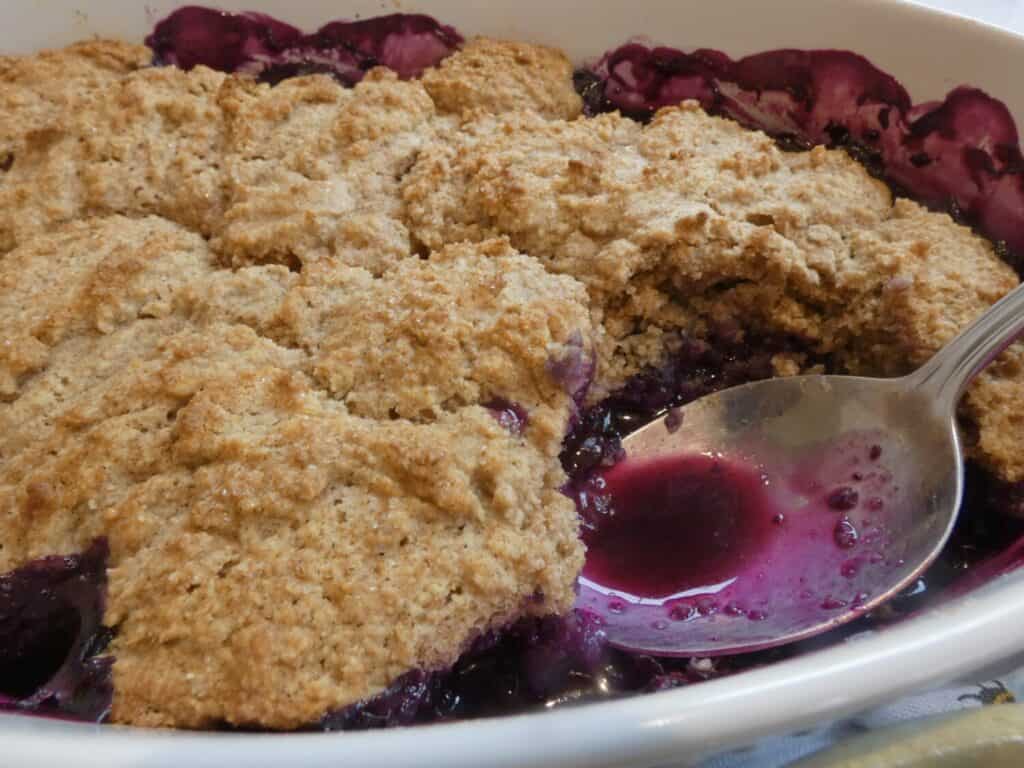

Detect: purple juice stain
[860, 525, 884, 546]
[554, 323, 1021, 722]
[696, 598, 719, 616]
[580, 454, 782, 600]
[668, 603, 697, 621]
[146, 6, 463, 86]
[723, 602, 745, 617]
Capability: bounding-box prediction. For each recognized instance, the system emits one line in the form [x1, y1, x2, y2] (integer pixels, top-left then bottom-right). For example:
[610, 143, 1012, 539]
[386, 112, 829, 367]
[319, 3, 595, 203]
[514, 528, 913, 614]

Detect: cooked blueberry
[147, 7, 462, 86]
[827, 486, 860, 511]
[0, 540, 112, 722]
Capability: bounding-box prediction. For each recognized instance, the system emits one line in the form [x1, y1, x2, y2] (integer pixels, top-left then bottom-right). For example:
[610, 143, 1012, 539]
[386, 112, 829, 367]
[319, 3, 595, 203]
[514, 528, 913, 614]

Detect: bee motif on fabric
[957, 681, 1017, 706]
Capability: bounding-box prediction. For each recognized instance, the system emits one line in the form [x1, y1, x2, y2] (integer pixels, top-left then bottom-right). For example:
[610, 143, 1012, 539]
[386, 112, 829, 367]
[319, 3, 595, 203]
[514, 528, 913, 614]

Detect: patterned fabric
[696, 670, 1023, 767]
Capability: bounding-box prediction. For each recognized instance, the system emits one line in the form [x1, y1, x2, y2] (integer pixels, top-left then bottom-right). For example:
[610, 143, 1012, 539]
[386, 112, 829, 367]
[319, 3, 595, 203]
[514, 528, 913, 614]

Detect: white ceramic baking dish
[4, 1, 1024, 766]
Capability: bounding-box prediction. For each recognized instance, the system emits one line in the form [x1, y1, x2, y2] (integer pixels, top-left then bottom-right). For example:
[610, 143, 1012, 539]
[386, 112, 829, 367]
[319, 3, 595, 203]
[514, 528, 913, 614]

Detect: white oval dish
[4, 1, 1024, 766]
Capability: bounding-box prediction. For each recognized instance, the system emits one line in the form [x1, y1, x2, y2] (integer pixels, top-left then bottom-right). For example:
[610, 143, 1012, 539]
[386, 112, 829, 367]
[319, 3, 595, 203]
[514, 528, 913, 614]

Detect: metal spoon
[576, 282, 1024, 656]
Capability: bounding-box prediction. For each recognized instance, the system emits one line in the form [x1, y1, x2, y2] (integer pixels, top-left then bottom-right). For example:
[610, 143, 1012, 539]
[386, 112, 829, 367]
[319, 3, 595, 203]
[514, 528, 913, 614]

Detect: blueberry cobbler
[2, 6, 1024, 731]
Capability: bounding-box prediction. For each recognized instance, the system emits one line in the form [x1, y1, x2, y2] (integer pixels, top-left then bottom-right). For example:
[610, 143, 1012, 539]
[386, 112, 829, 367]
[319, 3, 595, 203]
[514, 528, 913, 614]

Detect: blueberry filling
[561, 331, 802, 483]
[145, 6, 462, 86]
[4, 6, 1024, 730]
[0, 540, 112, 722]
[485, 398, 530, 436]
[545, 331, 596, 406]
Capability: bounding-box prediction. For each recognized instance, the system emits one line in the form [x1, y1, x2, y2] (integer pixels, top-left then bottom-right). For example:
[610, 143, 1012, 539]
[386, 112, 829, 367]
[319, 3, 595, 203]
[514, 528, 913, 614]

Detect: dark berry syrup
[581, 454, 775, 600]
[575, 427, 917, 656]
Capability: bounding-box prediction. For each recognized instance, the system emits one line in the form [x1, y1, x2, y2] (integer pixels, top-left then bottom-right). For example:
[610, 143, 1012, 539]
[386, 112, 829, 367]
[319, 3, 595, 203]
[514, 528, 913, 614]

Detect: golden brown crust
[103, 372, 580, 729]
[421, 37, 583, 120]
[0, 40, 151, 84]
[0, 39, 150, 184]
[403, 101, 1022, 478]
[0, 220, 586, 729]
[0, 216, 216, 401]
[2, 30, 1024, 730]
[0, 63, 230, 250]
[214, 69, 438, 273]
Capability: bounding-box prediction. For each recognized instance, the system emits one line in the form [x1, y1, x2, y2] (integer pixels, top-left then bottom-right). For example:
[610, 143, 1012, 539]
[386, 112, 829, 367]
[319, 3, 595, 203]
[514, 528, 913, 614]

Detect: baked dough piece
[214, 70, 438, 274]
[0, 62, 230, 252]
[403, 101, 1022, 479]
[421, 36, 583, 120]
[0, 218, 588, 728]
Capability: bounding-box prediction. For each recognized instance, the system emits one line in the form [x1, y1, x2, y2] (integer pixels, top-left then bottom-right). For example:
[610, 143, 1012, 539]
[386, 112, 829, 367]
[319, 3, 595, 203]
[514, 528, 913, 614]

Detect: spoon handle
[909, 281, 1024, 410]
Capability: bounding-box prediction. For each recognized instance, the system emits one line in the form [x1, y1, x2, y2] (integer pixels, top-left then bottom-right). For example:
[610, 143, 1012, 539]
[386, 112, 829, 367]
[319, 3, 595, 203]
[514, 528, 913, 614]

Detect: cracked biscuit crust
[421, 37, 583, 120]
[1, 30, 1023, 730]
[214, 69, 438, 274]
[0, 61, 229, 249]
[0, 218, 588, 729]
[403, 101, 1022, 479]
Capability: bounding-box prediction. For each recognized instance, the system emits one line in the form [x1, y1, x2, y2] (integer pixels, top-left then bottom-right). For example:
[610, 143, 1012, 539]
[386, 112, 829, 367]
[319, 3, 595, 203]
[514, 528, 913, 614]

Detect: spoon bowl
[577, 374, 961, 655]
[578, 282, 1024, 656]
